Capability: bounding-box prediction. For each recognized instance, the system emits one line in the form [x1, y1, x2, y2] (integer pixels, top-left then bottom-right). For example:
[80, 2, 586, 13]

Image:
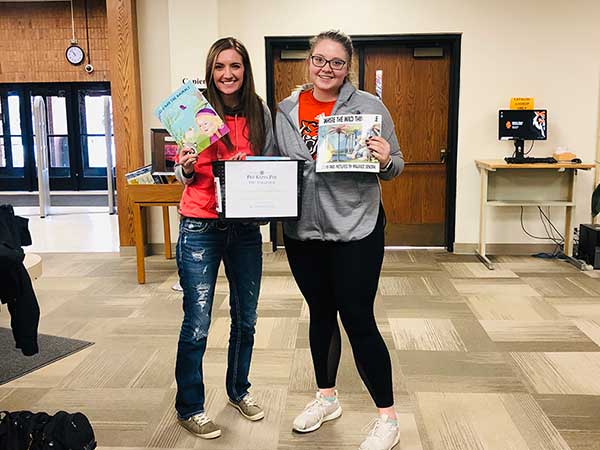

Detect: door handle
[440, 148, 447, 162]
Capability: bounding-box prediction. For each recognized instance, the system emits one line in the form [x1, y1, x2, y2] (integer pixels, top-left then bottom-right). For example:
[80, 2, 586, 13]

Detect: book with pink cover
[154, 81, 229, 154]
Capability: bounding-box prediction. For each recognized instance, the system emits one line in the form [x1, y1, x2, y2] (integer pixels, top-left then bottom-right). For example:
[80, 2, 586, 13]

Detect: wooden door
[273, 50, 308, 105]
[364, 46, 450, 246]
[272, 49, 359, 104]
[272, 50, 309, 247]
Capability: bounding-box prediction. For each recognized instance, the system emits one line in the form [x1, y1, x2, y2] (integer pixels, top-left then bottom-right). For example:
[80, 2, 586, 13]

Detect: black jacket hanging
[0, 205, 39, 356]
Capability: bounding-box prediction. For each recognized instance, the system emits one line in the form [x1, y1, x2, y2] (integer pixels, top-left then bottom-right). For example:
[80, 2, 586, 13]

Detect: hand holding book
[366, 136, 391, 168]
[229, 152, 247, 161]
[179, 147, 198, 176]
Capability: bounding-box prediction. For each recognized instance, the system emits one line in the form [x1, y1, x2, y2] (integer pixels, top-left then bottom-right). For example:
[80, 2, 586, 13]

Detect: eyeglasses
[310, 55, 347, 71]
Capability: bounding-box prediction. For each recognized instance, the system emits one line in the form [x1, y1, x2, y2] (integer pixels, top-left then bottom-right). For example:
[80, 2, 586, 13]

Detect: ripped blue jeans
[175, 217, 262, 419]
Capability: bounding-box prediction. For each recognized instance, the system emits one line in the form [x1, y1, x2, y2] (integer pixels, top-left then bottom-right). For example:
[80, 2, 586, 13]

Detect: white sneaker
[359, 415, 400, 450]
[292, 391, 342, 433]
[172, 281, 183, 292]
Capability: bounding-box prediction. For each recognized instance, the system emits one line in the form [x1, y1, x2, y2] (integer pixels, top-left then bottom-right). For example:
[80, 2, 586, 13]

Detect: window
[8, 96, 24, 168]
[47, 96, 70, 169]
[0, 102, 5, 168]
[0, 82, 112, 191]
[0, 93, 25, 177]
[81, 91, 115, 177]
[31, 94, 70, 176]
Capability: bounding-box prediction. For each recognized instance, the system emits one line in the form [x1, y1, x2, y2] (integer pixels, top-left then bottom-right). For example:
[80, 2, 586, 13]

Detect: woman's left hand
[366, 136, 391, 168]
[229, 152, 247, 161]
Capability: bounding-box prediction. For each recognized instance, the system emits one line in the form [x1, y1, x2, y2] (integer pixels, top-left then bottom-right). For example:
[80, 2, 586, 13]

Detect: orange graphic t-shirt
[298, 90, 336, 160]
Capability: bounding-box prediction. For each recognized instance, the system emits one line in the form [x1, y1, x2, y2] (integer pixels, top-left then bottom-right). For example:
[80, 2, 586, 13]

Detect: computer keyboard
[504, 157, 557, 164]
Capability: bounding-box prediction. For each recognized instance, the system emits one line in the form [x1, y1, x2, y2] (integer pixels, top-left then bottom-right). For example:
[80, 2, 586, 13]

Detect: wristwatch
[380, 158, 392, 172]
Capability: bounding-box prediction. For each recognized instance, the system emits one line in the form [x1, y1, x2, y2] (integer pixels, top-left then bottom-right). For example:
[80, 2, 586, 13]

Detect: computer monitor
[499, 109, 547, 159]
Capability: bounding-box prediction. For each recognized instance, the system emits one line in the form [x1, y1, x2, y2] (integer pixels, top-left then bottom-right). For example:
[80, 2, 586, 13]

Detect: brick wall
[0, 0, 109, 83]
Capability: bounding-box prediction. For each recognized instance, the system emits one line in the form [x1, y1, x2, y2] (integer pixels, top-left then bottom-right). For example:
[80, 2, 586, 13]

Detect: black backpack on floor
[0, 410, 96, 450]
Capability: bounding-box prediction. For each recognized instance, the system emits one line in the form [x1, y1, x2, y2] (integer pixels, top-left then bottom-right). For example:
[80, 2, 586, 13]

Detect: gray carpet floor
[0, 327, 93, 385]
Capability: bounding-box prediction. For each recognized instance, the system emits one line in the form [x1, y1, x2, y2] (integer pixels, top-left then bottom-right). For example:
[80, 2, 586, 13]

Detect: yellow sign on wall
[510, 98, 534, 110]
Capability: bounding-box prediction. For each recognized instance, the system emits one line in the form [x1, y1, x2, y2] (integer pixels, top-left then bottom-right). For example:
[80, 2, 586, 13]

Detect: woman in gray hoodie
[275, 30, 404, 450]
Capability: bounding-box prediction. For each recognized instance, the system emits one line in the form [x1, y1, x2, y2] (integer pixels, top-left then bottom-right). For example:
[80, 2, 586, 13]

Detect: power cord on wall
[538, 207, 564, 241]
[511, 141, 535, 158]
[519, 206, 565, 258]
[524, 140, 535, 156]
[83, 0, 94, 73]
[84, 0, 91, 65]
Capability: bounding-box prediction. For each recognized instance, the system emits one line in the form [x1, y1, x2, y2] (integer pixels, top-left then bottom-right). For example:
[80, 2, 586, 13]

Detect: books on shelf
[315, 114, 381, 173]
[125, 165, 154, 185]
[126, 165, 177, 185]
[163, 135, 178, 170]
[152, 173, 177, 184]
[154, 81, 229, 155]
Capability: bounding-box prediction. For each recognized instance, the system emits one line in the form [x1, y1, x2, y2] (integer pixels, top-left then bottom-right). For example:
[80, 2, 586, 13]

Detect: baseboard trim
[119, 245, 150, 257]
[454, 243, 559, 255]
[120, 242, 273, 257]
[2, 191, 112, 207]
[122, 242, 558, 257]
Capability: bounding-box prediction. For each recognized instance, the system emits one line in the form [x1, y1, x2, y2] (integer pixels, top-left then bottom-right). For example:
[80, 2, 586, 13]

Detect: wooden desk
[128, 183, 184, 283]
[475, 160, 594, 269]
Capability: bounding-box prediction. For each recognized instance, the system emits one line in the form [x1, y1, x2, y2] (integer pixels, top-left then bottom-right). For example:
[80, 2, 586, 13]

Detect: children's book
[151, 173, 177, 184]
[126, 165, 155, 184]
[154, 81, 229, 155]
[315, 114, 381, 173]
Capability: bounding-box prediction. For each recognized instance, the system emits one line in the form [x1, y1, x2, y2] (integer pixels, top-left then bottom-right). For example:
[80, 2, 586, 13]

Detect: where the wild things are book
[154, 81, 229, 154]
[315, 114, 381, 173]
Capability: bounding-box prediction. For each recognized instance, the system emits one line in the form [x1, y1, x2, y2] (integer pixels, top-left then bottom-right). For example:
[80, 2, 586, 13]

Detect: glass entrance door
[0, 90, 31, 190]
[0, 82, 112, 192]
[30, 87, 75, 190]
[79, 88, 115, 190]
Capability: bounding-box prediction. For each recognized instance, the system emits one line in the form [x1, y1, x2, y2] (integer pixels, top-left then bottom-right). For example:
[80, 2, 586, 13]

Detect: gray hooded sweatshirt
[275, 81, 404, 241]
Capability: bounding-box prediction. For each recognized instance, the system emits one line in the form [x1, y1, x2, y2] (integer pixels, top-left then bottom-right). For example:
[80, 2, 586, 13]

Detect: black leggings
[283, 208, 393, 408]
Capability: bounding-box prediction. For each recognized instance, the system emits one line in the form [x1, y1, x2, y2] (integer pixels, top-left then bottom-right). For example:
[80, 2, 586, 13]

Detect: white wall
[138, 0, 220, 156]
[137, 0, 219, 244]
[137, 0, 600, 248]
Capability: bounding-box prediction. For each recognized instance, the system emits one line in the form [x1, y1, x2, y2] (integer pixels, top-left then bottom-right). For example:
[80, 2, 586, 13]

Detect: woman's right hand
[179, 147, 198, 176]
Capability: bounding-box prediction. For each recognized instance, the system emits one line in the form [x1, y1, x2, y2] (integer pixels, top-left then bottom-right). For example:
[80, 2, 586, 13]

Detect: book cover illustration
[315, 114, 381, 173]
[154, 81, 229, 154]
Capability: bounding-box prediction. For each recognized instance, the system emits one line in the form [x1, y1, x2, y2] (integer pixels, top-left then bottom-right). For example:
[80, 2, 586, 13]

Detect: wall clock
[66, 44, 85, 66]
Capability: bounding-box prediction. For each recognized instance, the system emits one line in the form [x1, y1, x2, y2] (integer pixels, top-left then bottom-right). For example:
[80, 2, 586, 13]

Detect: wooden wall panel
[0, 0, 110, 83]
[272, 50, 359, 105]
[364, 46, 450, 231]
[106, 0, 144, 247]
[273, 53, 306, 105]
[364, 47, 449, 164]
[381, 164, 446, 224]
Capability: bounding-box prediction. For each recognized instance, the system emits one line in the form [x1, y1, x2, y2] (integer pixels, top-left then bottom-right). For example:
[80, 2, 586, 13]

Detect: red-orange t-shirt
[298, 90, 336, 159]
[177, 115, 255, 219]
